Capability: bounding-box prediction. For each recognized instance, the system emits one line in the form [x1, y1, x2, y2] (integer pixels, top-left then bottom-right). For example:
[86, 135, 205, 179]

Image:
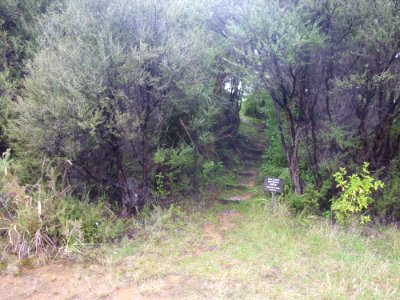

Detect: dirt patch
[223, 193, 253, 202]
[0, 263, 225, 300]
[0, 210, 242, 300]
[111, 275, 210, 299]
[195, 210, 241, 255]
[219, 211, 241, 231]
[0, 263, 120, 300]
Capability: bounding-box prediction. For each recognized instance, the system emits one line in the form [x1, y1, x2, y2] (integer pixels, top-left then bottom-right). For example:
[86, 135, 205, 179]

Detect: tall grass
[0, 155, 61, 259]
[0, 157, 125, 263]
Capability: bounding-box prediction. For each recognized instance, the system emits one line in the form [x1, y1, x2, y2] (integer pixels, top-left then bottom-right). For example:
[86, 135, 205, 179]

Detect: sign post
[264, 177, 284, 211]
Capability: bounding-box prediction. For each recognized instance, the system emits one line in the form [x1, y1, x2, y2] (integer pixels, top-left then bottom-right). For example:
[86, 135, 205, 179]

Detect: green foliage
[241, 92, 267, 119]
[57, 197, 124, 246]
[287, 186, 320, 213]
[139, 204, 186, 237]
[153, 172, 167, 199]
[153, 144, 195, 196]
[201, 160, 224, 186]
[331, 162, 384, 225]
[322, 125, 360, 152]
[375, 160, 400, 221]
[0, 77, 11, 153]
[260, 94, 291, 188]
[10, 0, 220, 213]
[0, 0, 60, 153]
[226, 0, 400, 203]
[1, 0, 399, 226]
[0, 149, 12, 186]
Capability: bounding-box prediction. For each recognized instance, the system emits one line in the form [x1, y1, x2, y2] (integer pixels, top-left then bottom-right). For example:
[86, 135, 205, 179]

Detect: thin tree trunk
[272, 96, 303, 194]
[114, 144, 138, 217]
[285, 107, 303, 194]
[119, 170, 136, 217]
[193, 129, 199, 193]
[288, 144, 302, 194]
[141, 120, 149, 201]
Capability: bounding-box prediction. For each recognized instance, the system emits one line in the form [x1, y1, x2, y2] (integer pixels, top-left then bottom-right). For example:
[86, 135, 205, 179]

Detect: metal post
[271, 192, 275, 211]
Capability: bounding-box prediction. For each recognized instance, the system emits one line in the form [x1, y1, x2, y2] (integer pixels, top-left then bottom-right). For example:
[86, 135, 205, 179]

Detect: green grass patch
[109, 197, 400, 298]
[237, 121, 265, 143]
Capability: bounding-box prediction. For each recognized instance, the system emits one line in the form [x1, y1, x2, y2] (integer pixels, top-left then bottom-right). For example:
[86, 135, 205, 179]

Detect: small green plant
[375, 159, 400, 221]
[153, 145, 195, 194]
[153, 172, 167, 198]
[201, 160, 224, 186]
[331, 162, 384, 224]
[288, 186, 320, 213]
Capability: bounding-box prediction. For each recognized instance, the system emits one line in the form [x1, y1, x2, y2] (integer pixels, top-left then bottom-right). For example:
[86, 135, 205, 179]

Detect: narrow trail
[0, 117, 267, 300]
[219, 116, 267, 203]
[196, 115, 267, 255]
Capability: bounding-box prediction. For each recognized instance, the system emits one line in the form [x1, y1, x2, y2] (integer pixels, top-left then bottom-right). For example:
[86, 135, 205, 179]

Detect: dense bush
[229, 0, 400, 204]
[0, 0, 400, 266]
[375, 160, 400, 222]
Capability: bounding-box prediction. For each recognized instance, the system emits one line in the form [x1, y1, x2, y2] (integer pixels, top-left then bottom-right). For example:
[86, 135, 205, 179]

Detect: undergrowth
[0, 155, 128, 266]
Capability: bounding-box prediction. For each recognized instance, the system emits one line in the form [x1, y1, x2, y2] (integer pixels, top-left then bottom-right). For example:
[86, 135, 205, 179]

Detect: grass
[237, 120, 265, 144]
[2, 134, 399, 299]
[108, 197, 400, 299]
[219, 188, 251, 199]
[2, 191, 399, 299]
[239, 113, 265, 126]
[3, 141, 399, 298]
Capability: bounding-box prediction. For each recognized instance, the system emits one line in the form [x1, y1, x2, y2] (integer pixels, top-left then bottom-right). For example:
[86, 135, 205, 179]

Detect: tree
[226, 0, 400, 202]
[0, 0, 60, 154]
[12, 0, 217, 215]
[226, 0, 325, 194]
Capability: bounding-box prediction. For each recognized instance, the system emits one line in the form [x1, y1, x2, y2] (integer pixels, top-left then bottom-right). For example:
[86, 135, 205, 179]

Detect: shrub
[287, 186, 320, 213]
[0, 170, 62, 259]
[201, 160, 224, 186]
[331, 162, 384, 225]
[153, 144, 195, 196]
[57, 197, 124, 246]
[375, 160, 400, 222]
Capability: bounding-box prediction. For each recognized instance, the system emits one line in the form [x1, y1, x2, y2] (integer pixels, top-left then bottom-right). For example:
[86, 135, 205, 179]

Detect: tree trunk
[285, 107, 303, 194]
[114, 145, 139, 217]
[141, 119, 149, 201]
[288, 145, 302, 194]
[119, 170, 138, 217]
[272, 96, 303, 194]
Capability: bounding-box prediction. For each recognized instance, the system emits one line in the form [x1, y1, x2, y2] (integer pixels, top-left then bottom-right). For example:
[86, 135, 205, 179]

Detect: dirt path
[0, 263, 121, 299]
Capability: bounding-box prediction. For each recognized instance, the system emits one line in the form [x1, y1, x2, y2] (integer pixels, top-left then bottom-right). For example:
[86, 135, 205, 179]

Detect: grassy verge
[108, 197, 400, 299]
